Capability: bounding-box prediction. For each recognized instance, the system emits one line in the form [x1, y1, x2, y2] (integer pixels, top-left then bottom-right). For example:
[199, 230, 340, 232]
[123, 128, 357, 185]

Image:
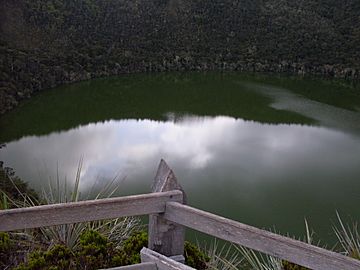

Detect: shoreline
[1, 59, 359, 116]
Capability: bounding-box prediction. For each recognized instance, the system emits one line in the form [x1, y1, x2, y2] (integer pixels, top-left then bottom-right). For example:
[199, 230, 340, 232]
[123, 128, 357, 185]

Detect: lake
[0, 72, 359, 245]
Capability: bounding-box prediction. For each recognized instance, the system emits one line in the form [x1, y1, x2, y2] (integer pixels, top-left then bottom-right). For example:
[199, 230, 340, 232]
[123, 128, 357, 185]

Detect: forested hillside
[1, 0, 360, 113]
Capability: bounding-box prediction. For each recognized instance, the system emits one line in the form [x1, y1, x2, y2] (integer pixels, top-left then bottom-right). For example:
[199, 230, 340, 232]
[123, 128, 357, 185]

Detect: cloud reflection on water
[1, 115, 359, 192]
[1, 116, 360, 241]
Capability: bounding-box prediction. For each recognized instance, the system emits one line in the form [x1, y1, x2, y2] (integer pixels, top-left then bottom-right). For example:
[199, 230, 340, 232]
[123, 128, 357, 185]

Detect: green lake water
[1, 72, 360, 245]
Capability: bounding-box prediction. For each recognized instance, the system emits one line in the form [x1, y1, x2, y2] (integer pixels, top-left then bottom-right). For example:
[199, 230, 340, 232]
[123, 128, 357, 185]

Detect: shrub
[0, 232, 10, 252]
[184, 241, 210, 269]
[14, 231, 117, 270]
[112, 231, 148, 266]
[77, 230, 117, 269]
[0, 232, 12, 268]
[14, 230, 179, 270]
[14, 246, 74, 270]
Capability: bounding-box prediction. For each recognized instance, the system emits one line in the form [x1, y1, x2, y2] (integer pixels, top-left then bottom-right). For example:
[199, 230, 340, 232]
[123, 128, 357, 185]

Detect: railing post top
[152, 159, 186, 203]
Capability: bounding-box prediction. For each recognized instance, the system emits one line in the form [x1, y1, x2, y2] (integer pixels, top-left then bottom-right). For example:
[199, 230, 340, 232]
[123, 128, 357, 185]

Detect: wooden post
[148, 159, 186, 258]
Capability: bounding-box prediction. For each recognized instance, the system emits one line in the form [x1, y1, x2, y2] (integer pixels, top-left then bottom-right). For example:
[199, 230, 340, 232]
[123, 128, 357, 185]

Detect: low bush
[13, 230, 210, 270]
[0, 232, 12, 268]
[14, 231, 118, 270]
[112, 231, 147, 266]
[184, 241, 210, 269]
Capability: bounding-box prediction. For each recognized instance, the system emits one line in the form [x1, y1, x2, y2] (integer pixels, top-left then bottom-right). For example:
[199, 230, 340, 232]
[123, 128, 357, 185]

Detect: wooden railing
[1, 160, 359, 270]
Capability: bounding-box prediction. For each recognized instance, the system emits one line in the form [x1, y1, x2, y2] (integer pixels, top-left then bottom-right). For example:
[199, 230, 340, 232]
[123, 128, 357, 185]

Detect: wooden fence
[1, 159, 359, 270]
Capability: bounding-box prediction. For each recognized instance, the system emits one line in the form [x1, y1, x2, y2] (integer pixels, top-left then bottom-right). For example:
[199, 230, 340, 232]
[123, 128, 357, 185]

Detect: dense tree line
[0, 0, 359, 113]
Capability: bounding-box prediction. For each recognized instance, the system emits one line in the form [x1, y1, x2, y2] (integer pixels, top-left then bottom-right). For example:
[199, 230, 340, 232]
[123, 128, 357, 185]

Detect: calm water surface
[1, 72, 359, 245]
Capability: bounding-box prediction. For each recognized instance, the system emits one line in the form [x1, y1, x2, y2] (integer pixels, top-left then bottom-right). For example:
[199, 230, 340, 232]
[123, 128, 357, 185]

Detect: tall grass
[200, 239, 243, 269]
[234, 245, 282, 270]
[226, 220, 316, 270]
[6, 158, 141, 250]
[228, 217, 359, 270]
[333, 212, 360, 260]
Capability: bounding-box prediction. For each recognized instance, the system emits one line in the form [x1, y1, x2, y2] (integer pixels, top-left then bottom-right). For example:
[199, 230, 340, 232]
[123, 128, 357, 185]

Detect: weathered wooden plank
[169, 255, 185, 264]
[0, 191, 183, 231]
[164, 202, 360, 270]
[141, 247, 195, 270]
[99, 262, 157, 270]
[148, 159, 185, 257]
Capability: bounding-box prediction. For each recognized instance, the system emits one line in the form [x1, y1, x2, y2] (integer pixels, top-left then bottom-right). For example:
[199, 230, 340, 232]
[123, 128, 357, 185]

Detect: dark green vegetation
[3, 230, 209, 270]
[13, 231, 145, 270]
[0, 232, 12, 269]
[0, 161, 39, 208]
[1, 0, 360, 114]
[184, 241, 210, 269]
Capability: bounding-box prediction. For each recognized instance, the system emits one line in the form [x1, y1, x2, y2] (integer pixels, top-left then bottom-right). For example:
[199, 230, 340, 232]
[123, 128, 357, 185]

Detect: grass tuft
[199, 239, 243, 269]
[4, 159, 141, 251]
[333, 212, 360, 260]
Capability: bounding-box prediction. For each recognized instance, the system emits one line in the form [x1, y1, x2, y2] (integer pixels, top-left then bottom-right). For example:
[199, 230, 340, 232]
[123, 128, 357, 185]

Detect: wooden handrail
[164, 202, 360, 270]
[0, 190, 183, 231]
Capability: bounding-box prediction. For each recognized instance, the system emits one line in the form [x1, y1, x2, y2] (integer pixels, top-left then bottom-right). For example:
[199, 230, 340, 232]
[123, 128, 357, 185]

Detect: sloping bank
[1, 0, 359, 114]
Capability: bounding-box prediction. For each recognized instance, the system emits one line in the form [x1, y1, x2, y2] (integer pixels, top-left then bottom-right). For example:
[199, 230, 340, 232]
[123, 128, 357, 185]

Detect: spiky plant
[333, 212, 360, 260]
[234, 244, 282, 270]
[199, 239, 243, 269]
[5, 158, 141, 250]
[233, 220, 317, 270]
